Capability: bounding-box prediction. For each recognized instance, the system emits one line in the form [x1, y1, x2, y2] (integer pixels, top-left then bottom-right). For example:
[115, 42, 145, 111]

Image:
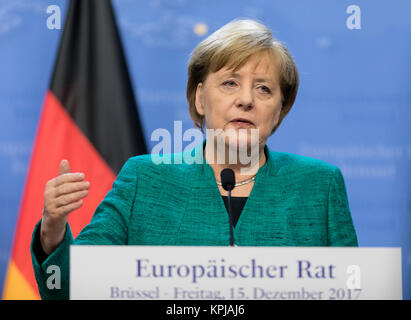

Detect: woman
[31, 19, 358, 300]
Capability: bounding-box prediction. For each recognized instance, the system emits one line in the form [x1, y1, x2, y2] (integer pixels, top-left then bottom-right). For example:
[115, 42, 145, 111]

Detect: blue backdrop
[0, 0, 410, 298]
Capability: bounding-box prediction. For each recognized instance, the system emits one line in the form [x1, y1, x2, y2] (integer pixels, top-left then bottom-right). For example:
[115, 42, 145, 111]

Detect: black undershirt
[221, 196, 248, 227]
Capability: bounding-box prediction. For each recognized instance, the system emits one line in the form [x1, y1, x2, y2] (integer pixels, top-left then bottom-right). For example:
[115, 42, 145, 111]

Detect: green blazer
[31, 144, 358, 299]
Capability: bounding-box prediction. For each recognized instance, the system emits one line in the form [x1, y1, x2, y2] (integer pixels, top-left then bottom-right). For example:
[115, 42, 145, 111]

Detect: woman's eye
[258, 85, 271, 94]
[222, 80, 236, 87]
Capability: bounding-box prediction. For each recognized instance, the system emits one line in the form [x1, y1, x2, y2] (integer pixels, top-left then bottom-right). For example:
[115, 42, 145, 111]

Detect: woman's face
[195, 50, 283, 152]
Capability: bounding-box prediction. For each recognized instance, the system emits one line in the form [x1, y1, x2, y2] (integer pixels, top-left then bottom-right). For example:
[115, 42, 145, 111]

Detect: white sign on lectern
[70, 246, 402, 300]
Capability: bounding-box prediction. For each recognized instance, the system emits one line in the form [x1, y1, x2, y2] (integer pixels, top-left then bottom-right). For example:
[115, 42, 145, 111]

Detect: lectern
[70, 246, 402, 300]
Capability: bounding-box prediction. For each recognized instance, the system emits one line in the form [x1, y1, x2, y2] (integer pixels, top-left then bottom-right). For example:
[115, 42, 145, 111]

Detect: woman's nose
[235, 87, 254, 110]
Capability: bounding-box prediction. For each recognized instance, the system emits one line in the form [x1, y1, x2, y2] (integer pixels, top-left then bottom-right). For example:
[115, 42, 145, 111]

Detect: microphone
[220, 168, 235, 247]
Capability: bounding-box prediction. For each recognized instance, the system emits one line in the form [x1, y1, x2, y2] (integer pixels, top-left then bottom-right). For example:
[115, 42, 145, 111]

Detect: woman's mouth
[229, 118, 255, 128]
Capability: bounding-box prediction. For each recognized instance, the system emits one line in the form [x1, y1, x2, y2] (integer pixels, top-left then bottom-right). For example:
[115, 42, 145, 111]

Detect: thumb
[59, 159, 71, 176]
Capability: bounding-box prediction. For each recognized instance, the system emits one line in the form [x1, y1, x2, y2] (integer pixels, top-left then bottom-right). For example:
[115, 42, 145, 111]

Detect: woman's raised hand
[40, 160, 90, 255]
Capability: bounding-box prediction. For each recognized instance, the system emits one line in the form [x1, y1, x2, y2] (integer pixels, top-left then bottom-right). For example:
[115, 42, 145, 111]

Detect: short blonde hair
[186, 19, 299, 133]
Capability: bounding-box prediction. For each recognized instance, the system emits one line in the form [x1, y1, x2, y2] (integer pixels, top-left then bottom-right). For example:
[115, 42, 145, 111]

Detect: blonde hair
[186, 19, 299, 133]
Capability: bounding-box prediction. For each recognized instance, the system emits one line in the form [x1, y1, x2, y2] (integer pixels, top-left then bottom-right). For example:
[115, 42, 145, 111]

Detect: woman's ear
[195, 82, 205, 116]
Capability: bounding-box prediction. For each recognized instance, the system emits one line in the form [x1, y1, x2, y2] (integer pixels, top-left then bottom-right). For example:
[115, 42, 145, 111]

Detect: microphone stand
[220, 168, 236, 247]
[227, 189, 234, 247]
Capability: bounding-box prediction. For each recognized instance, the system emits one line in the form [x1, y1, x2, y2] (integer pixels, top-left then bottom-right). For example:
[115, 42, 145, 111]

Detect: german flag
[2, 0, 147, 299]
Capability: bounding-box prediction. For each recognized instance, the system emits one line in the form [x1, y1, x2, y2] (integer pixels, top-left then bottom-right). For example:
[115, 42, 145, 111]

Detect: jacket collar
[186, 139, 278, 178]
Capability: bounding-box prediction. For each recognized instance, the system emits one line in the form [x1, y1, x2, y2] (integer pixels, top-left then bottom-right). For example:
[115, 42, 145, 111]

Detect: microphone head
[220, 168, 236, 191]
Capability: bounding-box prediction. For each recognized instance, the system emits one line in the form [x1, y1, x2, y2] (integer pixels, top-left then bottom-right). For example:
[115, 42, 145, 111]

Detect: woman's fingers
[58, 159, 71, 176]
[43, 159, 90, 219]
[41, 160, 88, 254]
[54, 199, 84, 215]
[54, 181, 90, 197]
[44, 180, 90, 215]
[55, 189, 89, 208]
[49, 172, 86, 188]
